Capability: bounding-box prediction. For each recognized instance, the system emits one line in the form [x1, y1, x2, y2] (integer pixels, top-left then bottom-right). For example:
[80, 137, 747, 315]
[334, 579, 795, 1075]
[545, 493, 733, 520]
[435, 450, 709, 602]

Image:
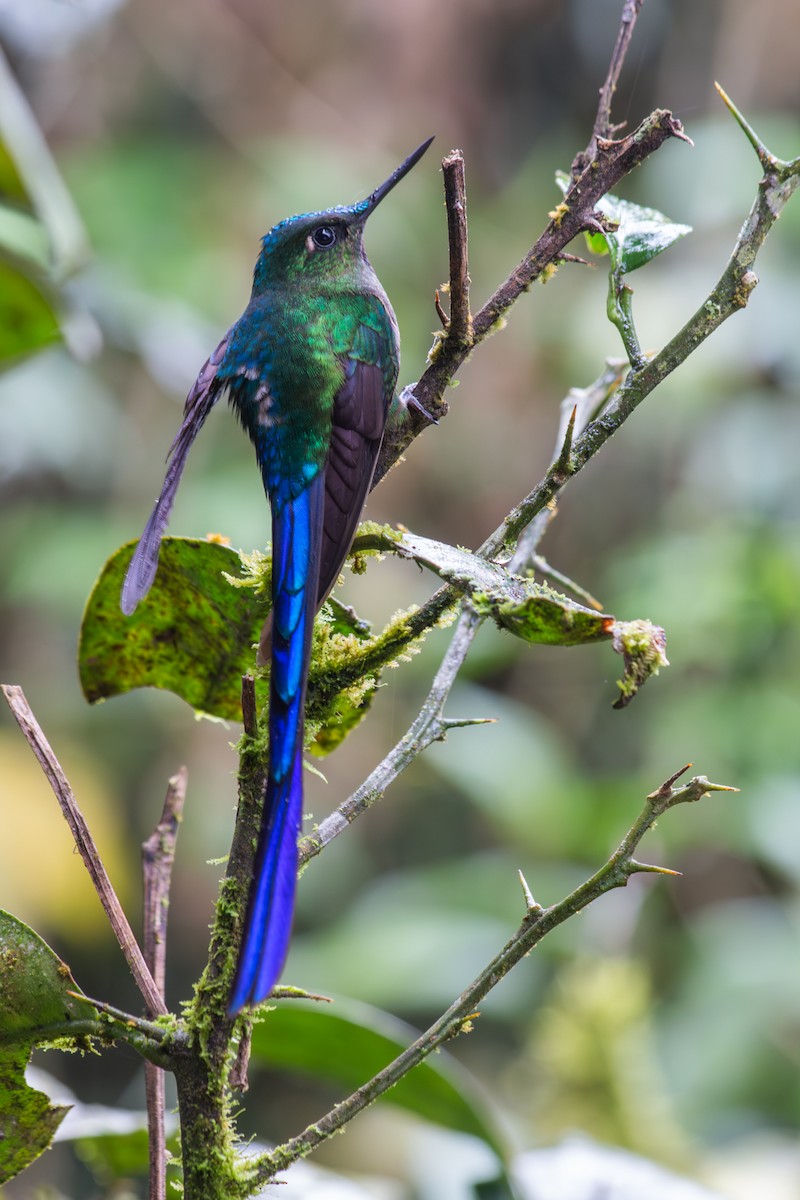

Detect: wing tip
[120, 547, 153, 616]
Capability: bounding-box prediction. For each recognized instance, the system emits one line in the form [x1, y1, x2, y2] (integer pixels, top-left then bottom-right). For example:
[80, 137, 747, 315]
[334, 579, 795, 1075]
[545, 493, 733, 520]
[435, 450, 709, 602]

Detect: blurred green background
[1, 0, 799, 1196]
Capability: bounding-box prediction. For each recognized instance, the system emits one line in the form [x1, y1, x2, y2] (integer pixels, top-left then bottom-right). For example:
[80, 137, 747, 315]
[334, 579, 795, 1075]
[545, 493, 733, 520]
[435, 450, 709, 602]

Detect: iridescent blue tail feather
[228, 474, 325, 1012]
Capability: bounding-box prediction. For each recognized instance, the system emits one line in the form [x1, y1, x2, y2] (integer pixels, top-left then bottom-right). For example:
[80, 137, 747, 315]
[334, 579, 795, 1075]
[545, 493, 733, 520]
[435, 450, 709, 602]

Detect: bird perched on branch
[121, 137, 433, 1013]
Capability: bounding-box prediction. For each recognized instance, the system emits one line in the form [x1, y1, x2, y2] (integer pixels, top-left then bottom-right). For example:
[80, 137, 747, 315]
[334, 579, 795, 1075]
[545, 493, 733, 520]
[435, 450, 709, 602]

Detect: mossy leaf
[352, 528, 668, 703]
[79, 538, 397, 748]
[354, 528, 614, 646]
[79, 537, 264, 720]
[0, 911, 97, 1183]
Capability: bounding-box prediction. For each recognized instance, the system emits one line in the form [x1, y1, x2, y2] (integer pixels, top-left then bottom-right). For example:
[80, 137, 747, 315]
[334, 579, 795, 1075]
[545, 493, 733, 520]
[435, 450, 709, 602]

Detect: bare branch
[241, 674, 258, 737]
[573, 0, 644, 175]
[142, 768, 187, 1200]
[372, 107, 688, 487]
[1, 684, 166, 1017]
[441, 150, 471, 347]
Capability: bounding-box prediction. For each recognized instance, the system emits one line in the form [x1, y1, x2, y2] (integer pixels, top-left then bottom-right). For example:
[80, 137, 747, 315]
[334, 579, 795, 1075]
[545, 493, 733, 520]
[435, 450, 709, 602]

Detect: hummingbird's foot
[398, 384, 440, 426]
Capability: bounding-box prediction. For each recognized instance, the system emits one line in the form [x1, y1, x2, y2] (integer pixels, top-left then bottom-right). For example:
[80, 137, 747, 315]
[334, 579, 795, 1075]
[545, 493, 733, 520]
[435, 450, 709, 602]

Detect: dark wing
[256, 357, 387, 664]
[316, 356, 388, 606]
[121, 334, 228, 615]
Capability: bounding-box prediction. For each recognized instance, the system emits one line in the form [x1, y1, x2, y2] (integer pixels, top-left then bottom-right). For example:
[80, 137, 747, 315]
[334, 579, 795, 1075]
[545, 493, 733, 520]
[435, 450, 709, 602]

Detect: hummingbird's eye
[311, 225, 337, 249]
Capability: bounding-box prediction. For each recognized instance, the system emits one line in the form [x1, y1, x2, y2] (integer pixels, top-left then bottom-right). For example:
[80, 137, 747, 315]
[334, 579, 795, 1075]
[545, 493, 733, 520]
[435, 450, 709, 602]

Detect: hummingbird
[121, 137, 433, 1013]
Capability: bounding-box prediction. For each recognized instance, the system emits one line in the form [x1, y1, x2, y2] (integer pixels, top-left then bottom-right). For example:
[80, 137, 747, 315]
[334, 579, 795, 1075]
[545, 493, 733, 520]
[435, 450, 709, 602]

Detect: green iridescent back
[217, 206, 399, 508]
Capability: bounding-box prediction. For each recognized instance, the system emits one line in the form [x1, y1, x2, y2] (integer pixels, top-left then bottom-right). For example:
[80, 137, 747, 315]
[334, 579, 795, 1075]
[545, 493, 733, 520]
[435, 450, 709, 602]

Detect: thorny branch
[256, 769, 738, 1184]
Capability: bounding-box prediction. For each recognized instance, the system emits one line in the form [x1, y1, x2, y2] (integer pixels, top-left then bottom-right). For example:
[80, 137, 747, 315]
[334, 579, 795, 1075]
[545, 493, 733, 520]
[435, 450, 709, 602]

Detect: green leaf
[0, 53, 88, 276]
[554, 173, 691, 274]
[250, 998, 508, 1160]
[0, 204, 50, 271]
[0, 257, 60, 363]
[596, 192, 691, 274]
[79, 537, 264, 720]
[0, 140, 30, 208]
[0, 911, 97, 1183]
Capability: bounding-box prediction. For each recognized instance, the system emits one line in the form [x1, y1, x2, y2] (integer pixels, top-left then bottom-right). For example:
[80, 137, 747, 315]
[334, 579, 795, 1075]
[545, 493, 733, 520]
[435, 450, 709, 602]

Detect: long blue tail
[229, 474, 325, 1012]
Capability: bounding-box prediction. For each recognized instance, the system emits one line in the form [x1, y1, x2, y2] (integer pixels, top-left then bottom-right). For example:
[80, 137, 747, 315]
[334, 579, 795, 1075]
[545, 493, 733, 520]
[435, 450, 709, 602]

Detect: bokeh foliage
[1, 1, 799, 1197]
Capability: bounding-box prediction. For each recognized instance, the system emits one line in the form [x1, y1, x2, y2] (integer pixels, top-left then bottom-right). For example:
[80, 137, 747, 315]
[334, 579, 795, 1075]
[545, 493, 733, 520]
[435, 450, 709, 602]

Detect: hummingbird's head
[252, 137, 433, 293]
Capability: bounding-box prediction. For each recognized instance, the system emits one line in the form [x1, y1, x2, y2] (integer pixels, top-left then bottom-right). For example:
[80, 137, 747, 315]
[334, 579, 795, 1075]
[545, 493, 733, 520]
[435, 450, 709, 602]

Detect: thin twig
[509, 360, 626, 574]
[142, 769, 186, 1000]
[434, 289, 448, 327]
[573, 0, 644, 175]
[67, 992, 172, 1042]
[298, 607, 483, 865]
[441, 150, 471, 346]
[714, 81, 777, 172]
[527, 555, 605, 611]
[142, 768, 187, 1200]
[241, 674, 258, 737]
[257, 768, 737, 1184]
[1, 685, 167, 1017]
[229, 1024, 252, 1093]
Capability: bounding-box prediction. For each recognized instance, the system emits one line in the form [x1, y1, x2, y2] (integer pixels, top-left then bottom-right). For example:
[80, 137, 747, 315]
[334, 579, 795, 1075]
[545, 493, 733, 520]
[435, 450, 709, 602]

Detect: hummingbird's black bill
[362, 136, 435, 215]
